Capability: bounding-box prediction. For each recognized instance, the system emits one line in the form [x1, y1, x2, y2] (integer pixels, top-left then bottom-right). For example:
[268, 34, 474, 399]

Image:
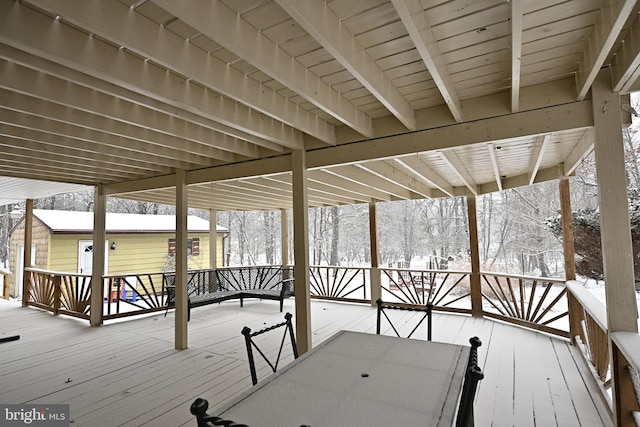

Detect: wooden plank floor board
[477, 321, 517, 427]
[537, 335, 581, 427]
[552, 340, 613, 427]
[0, 299, 612, 426]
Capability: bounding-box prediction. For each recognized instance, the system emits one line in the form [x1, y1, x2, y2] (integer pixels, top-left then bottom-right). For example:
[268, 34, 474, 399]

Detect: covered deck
[0, 297, 610, 427]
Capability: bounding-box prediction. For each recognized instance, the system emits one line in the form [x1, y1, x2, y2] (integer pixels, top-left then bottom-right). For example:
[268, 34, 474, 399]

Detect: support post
[175, 169, 188, 350]
[292, 150, 311, 354]
[560, 178, 582, 344]
[90, 188, 105, 327]
[281, 208, 289, 267]
[559, 178, 576, 281]
[466, 194, 483, 317]
[209, 209, 217, 269]
[369, 202, 381, 305]
[592, 68, 638, 427]
[20, 199, 33, 307]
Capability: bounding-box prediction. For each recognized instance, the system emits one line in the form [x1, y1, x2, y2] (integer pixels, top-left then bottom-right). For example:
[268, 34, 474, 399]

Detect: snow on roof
[33, 210, 228, 233]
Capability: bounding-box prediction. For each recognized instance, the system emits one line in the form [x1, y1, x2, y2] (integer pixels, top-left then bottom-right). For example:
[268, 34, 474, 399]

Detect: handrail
[611, 332, 640, 425]
[0, 267, 11, 299]
[565, 280, 612, 418]
[612, 332, 640, 374]
[25, 266, 90, 277]
[566, 281, 608, 332]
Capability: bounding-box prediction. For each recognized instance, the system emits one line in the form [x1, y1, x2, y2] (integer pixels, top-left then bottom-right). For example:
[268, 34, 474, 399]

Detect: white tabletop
[218, 330, 470, 427]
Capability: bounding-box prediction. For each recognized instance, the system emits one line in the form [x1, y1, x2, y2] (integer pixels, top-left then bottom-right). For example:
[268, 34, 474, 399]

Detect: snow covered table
[216, 330, 470, 427]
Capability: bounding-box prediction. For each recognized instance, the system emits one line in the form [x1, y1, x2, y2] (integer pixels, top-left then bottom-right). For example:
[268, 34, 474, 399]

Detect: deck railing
[26, 265, 572, 336]
[481, 272, 569, 337]
[164, 265, 294, 298]
[25, 267, 173, 321]
[26, 267, 92, 320]
[24, 265, 640, 425]
[309, 266, 369, 302]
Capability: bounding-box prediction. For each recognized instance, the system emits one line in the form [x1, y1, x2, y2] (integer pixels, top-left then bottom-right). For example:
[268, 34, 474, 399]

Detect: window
[168, 238, 200, 256]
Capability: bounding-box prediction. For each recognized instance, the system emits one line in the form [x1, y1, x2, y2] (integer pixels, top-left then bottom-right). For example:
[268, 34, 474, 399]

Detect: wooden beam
[0, 1, 304, 148]
[511, 0, 523, 112]
[154, 0, 370, 139]
[369, 202, 381, 306]
[276, 0, 415, 131]
[308, 101, 594, 169]
[487, 143, 503, 191]
[175, 169, 188, 350]
[292, 150, 311, 354]
[576, 0, 637, 100]
[559, 178, 576, 281]
[529, 134, 550, 185]
[391, 0, 462, 122]
[209, 209, 217, 269]
[281, 209, 289, 267]
[592, 67, 638, 427]
[466, 194, 482, 317]
[20, 199, 33, 308]
[90, 187, 105, 327]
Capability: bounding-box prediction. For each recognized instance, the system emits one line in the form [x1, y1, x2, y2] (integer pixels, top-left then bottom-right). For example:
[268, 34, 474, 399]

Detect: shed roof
[32, 210, 227, 234]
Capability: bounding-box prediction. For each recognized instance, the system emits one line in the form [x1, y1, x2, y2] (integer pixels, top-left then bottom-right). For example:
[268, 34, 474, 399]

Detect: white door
[15, 244, 36, 299]
[78, 240, 109, 300]
[78, 240, 109, 274]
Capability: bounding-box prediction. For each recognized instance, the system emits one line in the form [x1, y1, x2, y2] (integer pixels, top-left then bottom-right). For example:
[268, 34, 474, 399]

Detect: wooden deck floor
[0, 298, 612, 427]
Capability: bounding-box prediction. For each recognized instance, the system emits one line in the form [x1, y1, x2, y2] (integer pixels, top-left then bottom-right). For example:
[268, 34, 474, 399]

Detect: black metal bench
[166, 278, 294, 320]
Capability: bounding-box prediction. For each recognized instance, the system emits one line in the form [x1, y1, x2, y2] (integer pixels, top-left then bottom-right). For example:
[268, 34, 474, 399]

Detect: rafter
[563, 128, 594, 176]
[0, 87, 252, 162]
[0, 110, 208, 168]
[309, 170, 393, 202]
[0, 43, 285, 153]
[328, 165, 416, 200]
[487, 143, 503, 192]
[0, 1, 304, 148]
[153, 0, 372, 138]
[391, 0, 463, 122]
[529, 134, 550, 185]
[393, 156, 453, 197]
[357, 160, 432, 199]
[611, 16, 640, 93]
[511, 0, 523, 112]
[23, 0, 335, 146]
[275, 0, 415, 131]
[576, 0, 636, 99]
[439, 151, 477, 196]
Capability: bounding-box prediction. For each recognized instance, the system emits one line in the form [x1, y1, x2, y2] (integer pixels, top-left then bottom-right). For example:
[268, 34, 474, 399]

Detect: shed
[8, 210, 228, 298]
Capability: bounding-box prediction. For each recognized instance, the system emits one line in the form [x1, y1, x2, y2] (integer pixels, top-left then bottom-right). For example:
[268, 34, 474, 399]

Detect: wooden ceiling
[1, 0, 639, 210]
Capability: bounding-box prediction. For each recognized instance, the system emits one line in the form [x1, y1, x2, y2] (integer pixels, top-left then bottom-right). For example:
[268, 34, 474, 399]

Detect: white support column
[592, 68, 638, 427]
[592, 69, 638, 333]
[20, 199, 33, 308]
[209, 208, 217, 269]
[175, 169, 189, 350]
[281, 208, 289, 266]
[559, 178, 576, 281]
[368, 202, 381, 306]
[466, 194, 483, 317]
[90, 187, 106, 327]
[292, 150, 311, 354]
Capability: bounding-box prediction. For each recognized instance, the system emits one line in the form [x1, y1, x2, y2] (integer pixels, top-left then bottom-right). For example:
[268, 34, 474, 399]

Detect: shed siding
[50, 233, 218, 273]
